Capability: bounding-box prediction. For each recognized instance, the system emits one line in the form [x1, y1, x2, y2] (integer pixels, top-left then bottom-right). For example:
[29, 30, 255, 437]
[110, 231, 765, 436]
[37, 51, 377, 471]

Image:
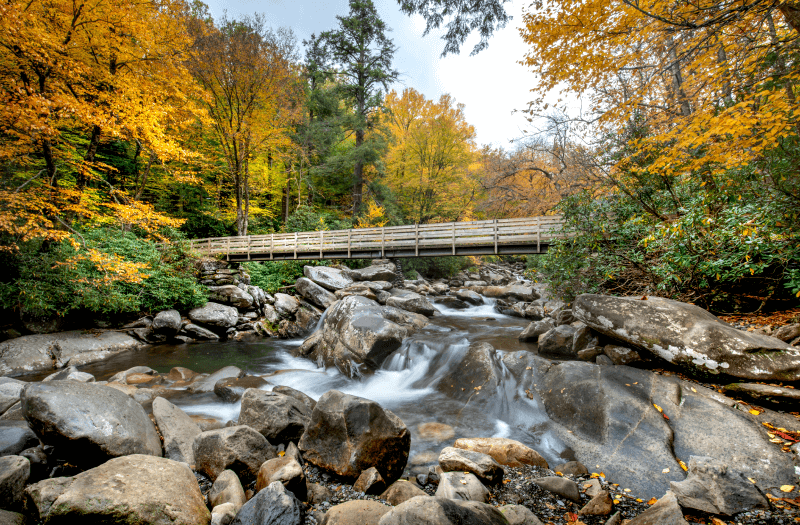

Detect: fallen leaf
[278, 451, 285, 457]
[690, 387, 697, 392]
[750, 409, 761, 415]
[613, 499, 620, 504]
[624, 488, 631, 492]
[748, 478, 757, 484]
[647, 497, 658, 505]
[711, 518, 726, 525]
[679, 460, 688, 471]
[781, 485, 796, 493]
[635, 498, 643, 503]
[460, 479, 467, 485]
[662, 468, 670, 474]
[654, 404, 663, 413]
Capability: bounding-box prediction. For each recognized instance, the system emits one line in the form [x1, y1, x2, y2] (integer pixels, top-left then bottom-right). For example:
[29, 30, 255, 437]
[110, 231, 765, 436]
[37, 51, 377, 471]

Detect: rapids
[74, 299, 570, 473]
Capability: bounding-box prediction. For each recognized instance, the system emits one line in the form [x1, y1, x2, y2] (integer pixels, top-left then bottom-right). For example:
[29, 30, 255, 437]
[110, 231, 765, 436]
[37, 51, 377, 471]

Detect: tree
[189, 15, 302, 236]
[384, 88, 481, 223]
[320, 0, 399, 216]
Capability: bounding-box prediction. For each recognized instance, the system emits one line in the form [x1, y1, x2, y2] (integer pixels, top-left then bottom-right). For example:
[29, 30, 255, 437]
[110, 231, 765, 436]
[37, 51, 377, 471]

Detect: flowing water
[76, 299, 569, 471]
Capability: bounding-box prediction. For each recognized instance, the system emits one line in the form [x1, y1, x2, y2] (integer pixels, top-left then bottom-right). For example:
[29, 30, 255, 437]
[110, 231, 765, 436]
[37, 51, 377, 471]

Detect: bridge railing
[189, 215, 565, 259]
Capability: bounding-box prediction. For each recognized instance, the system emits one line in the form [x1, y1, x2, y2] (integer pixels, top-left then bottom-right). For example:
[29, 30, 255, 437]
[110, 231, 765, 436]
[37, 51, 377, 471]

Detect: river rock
[211, 502, 236, 525]
[438, 447, 503, 485]
[604, 344, 641, 365]
[187, 366, 244, 394]
[573, 294, 800, 380]
[554, 461, 588, 477]
[481, 285, 538, 302]
[295, 278, 337, 309]
[299, 390, 410, 482]
[354, 467, 386, 495]
[273, 386, 317, 412]
[209, 469, 246, 511]
[152, 397, 201, 465]
[42, 365, 95, 383]
[346, 263, 397, 282]
[108, 365, 157, 384]
[22, 381, 161, 466]
[573, 325, 599, 353]
[214, 375, 269, 402]
[30, 455, 209, 525]
[499, 504, 544, 525]
[188, 302, 239, 329]
[183, 323, 220, 341]
[533, 476, 581, 502]
[435, 296, 469, 310]
[209, 285, 254, 308]
[304, 266, 354, 291]
[438, 343, 506, 404]
[538, 325, 577, 358]
[501, 352, 796, 497]
[193, 425, 277, 482]
[0, 331, 142, 376]
[380, 480, 427, 505]
[231, 480, 303, 525]
[152, 309, 181, 337]
[321, 500, 391, 525]
[417, 422, 455, 442]
[775, 323, 800, 342]
[296, 296, 427, 376]
[579, 490, 613, 516]
[256, 456, 306, 500]
[453, 289, 483, 305]
[628, 491, 689, 525]
[453, 438, 548, 468]
[721, 382, 800, 403]
[274, 293, 300, 317]
[0, 456, 29, 510]
[669, 456, 769, 515]
[0, 379, 24, 415]
[239, 389, 311, 443]
[378, 495, 508, 525]
[386, 291, 437, 317]
[0, 421, 38, 456]
[578, 346, 605, 362]
[519, 320, 554, 342]
[435, 472, 488, 502]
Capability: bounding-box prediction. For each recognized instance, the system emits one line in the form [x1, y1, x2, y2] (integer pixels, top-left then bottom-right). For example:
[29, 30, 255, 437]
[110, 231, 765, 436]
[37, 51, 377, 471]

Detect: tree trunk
[352, 128, 364, 216]
[78, 125, 102, 189]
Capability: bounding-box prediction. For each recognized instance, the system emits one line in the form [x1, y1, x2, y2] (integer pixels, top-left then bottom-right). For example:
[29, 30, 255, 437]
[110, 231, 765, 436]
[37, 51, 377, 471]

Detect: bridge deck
[189, 216, 565, 261]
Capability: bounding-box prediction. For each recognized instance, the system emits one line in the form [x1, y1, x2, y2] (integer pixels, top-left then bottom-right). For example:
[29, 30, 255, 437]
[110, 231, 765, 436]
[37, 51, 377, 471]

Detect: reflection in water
[51, 298, 567, 468]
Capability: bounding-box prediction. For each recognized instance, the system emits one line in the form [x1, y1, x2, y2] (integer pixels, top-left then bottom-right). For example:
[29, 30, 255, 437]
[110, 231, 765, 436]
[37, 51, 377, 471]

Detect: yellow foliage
[355, 199, 389, 228]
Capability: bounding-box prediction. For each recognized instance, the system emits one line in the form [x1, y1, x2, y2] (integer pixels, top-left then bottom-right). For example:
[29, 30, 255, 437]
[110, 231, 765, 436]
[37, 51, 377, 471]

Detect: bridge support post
[270, 234, 274, 260]
[494, 219, 498, 255]
[294, 232, 298, 259]
[414, 223, 419, 257]
[320, 231, 323, 259]
[537, 216, 541, 253]
[381, 228, 385, 258]
[452, 223, 456, 255]
[347, 230, 351, 258]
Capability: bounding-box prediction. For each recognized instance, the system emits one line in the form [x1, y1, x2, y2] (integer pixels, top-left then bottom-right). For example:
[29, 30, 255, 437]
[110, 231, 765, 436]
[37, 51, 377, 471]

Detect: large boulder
[295, 277, 337, 309]
[231, 481, 303, 525]
[435, 472, 489, 502]
[22, 381, 161, 466]
[298, 390, 410, 483]
[182, 323, 220, 341]
[295, 296, 427, 376]
[518, 320, 554, 343]
[152, 310, 182, 337]
[437, 343, 506, 404]
[452, 437, 548, 468]
[573, 294, 800, 381]
[438, 447, 503, 485]
[27, 455, 209, 525]
[501, 352, 797, 497]
[385, 291, 437, 317]
[537, 325, 577, 358]
[321, 500, 391, 525]
[0, 378, 24, 415]
[152, 397, 202, 465]
[345, 263, 397, 282]
[377, 496, 509, 525]
[208, 285, 254, 308]
[274, 293, 301, 317]
[0, 331, 142, 376]
[481, 285, 538, 302]
[453, 289, 483, 306]
[193, 425, 276, 482]
[188, 302, 239, 329]
[304, 266, 354, 291]
[238, 389, 312, 443]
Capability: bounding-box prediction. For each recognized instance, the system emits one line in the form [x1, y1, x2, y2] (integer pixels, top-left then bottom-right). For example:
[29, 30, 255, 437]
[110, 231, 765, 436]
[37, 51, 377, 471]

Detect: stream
[74, 299, 571, 473]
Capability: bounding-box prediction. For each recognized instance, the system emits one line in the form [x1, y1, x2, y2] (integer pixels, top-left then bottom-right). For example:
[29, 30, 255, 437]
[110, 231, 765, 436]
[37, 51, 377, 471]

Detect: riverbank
[1, 258, 799, 525]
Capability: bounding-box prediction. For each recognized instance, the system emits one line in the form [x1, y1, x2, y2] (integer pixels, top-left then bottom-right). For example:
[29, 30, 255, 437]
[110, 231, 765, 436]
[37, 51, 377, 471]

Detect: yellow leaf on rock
[662, 468, 670, 474]
[749, 409, 761, 415]
[647, 498, 658, 505]
[781, 485, 795, 493]
[653, 404, 663, 413]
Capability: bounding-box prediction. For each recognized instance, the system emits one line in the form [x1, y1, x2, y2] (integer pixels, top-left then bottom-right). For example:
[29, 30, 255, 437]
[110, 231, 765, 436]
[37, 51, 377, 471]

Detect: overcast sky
[202, 0, 540, 150]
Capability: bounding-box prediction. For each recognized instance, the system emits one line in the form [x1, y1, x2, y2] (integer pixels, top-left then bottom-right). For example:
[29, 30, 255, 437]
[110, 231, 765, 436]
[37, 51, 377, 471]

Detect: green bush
[0, 228, 207, 318]
[400, 256, 471, 280]
[243, 259, 330, 294]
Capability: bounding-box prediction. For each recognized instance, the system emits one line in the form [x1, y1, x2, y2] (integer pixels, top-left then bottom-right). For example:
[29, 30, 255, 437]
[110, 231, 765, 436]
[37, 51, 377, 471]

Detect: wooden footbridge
[189, 216, 566, 262]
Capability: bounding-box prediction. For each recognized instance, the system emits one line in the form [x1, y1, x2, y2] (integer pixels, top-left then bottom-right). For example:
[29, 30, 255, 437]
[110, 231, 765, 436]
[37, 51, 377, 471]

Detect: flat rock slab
[438, 447, 503, 485]
[533, 476, 581, 502]
[722, 383, 800, 403]
[22, 381, 161, 467]
[321, 500, 391, 525]
[0, 331, 142, 376]
[435, 472, 489, 502]
[453, 437, 548, 469]
[36, 455, 209, 525]
[152, 397, 201, 465]
[304, 266, 354, 291]
[188, 302, 239, 329]
[573, 294, 800, 381]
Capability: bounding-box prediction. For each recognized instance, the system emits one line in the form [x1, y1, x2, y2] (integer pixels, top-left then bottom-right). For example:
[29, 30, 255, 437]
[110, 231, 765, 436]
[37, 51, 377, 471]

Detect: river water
[77, 300, 570, 472]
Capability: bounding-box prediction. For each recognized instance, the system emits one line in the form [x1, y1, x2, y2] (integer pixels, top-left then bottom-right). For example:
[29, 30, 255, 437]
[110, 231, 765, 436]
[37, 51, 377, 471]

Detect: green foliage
[533, 151, 800, 311]
[401, 256, 470, 280]
[285, 205, 352, 233]
[0, 228, 207, 318]
[243, 259, 329, 294]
